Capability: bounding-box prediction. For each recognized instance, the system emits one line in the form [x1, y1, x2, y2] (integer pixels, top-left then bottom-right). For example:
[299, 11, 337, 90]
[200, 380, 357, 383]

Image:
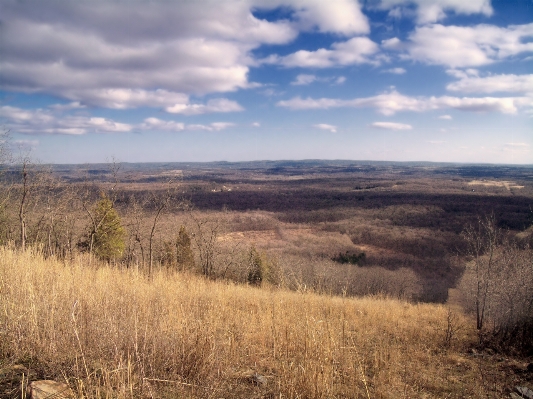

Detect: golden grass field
[2, 246, 530, 399]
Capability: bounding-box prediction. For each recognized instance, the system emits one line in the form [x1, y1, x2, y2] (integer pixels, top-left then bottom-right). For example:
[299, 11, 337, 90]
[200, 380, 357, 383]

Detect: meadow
[1, 246, 526, 399]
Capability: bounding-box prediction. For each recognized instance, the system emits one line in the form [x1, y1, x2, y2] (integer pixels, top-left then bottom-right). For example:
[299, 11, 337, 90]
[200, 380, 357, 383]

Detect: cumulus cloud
[165, 98, 244, 115]
[0, 0, 372, 105]
[277, 90, 533, 115]
[285, 0, 370, 35]
[1, 103, 239, 135]
[370, 0, 493, 24]
[268, 37, 380, 68]
[141, 118, 185, 132]
[291, 74, 346, 85]
[381, 37, 402, 50]
[447, 73, 533, 94]
[387, 23, 533, 68]
[370, 122, 412, 130]
[60, 89, 190, 110]
[291, 74, 317, 85]
[0, 105, 133, 135]
[313, 123, 337, 133]
[335, 76, 347, 84]
[184, 122, 235, 131]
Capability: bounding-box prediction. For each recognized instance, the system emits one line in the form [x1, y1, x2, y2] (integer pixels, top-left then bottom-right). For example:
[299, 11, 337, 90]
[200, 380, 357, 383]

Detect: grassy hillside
[1, 247, 529, 398]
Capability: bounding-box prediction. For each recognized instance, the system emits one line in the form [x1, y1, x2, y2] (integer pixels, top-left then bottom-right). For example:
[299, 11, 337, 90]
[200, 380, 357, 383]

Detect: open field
[2, 247, 533, 399]
[1, 160, 533, 397]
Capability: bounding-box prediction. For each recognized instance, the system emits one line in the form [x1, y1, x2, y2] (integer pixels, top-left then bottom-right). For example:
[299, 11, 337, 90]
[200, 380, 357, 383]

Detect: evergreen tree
[247, 245, 266, 286]
[81, 194, 125, 262]
[176, 225, 195, 271]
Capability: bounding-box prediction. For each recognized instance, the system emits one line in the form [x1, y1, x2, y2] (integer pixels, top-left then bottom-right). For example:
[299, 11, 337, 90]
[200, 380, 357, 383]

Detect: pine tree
[81, 194, 125, 262]
[247, 245, 266, 286]
[176, 225, 195, 271]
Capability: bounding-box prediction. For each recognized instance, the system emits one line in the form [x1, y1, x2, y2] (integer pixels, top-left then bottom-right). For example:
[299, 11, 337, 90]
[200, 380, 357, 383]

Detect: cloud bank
[277, 90, 533, 115]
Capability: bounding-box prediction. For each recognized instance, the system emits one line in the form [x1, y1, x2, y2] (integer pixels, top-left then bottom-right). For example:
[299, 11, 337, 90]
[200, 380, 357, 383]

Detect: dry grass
[0, 247, 524, 398]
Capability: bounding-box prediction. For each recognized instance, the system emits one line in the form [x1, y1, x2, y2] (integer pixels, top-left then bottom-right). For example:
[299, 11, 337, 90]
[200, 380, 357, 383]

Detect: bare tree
[18, 157, 30, 251]
[124, 194, 147, 270]
[147, 180, 175, 278]
[460, 213, 500, 331]
[458, 212, 533, 353]
[189, 212, 221, 278]
[0, 129, 13, 244]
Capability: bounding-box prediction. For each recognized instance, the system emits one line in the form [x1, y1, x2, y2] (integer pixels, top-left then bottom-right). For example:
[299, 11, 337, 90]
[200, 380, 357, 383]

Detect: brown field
[1, 247, 532, 399]
[1, 160, 533, 397]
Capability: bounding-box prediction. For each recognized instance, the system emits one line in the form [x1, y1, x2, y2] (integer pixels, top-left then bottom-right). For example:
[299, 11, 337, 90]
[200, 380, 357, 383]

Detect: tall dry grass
[0, 247, 501, 398]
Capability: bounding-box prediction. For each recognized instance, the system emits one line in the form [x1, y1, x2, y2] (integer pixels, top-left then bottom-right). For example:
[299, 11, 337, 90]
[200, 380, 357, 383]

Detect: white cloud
[141, 118, 185, 132]
[384, 67, 406, 74]
[0, 105, 133, 135]
[335, 76, 347, 84]
[277, 97, 344, 110]
[291, 74, 346, 85]
[277, 90, 533, 115]
[210, 122, 235, 131]
[371, 0, 493, 24]
[313, 123, 337, 133]
[389, 23, 533, 68]
[285, 0, 370, 35]
[82, 117, 132, 133]
[139, 118, 237, 132]
[184, 122, 235, 131]
[370, 122, 412, 130]
[63, 89, 190, 110]
[381, 37, 402, 50]
[252, 122, 261, 127]
[165, 98, 244, 115]
[446, 69, 479, 79]
[291, 74, 317, 85]
[268, 37, 380, 68]
[0, 0, 371, 105]
[447, 74, 533, 94]
[439, 114, 452, 119]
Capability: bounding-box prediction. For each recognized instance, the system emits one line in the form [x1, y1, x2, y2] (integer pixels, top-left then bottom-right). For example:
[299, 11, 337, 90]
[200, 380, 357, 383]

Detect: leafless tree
[188, 212, 222, 278]
[459, 213, 533, 352]
[460, 213, 500, 331]
[147, 179, 175, 278]
[124, 194, 147, 270]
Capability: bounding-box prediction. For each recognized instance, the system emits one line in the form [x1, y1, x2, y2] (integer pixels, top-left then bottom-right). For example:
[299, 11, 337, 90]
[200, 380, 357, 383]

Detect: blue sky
[0, 0, 532, 164]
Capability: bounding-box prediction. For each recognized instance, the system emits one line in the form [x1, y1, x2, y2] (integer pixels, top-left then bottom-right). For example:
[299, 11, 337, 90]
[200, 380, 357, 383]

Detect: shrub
[332, 251, 366, 265]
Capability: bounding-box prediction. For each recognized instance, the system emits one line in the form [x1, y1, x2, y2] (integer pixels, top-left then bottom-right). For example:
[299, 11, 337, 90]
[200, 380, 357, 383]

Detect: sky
[0, 0, 532, 164]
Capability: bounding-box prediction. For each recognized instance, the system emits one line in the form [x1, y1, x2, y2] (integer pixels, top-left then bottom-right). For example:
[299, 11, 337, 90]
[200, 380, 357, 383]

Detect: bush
[332, 251, 366, 265]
